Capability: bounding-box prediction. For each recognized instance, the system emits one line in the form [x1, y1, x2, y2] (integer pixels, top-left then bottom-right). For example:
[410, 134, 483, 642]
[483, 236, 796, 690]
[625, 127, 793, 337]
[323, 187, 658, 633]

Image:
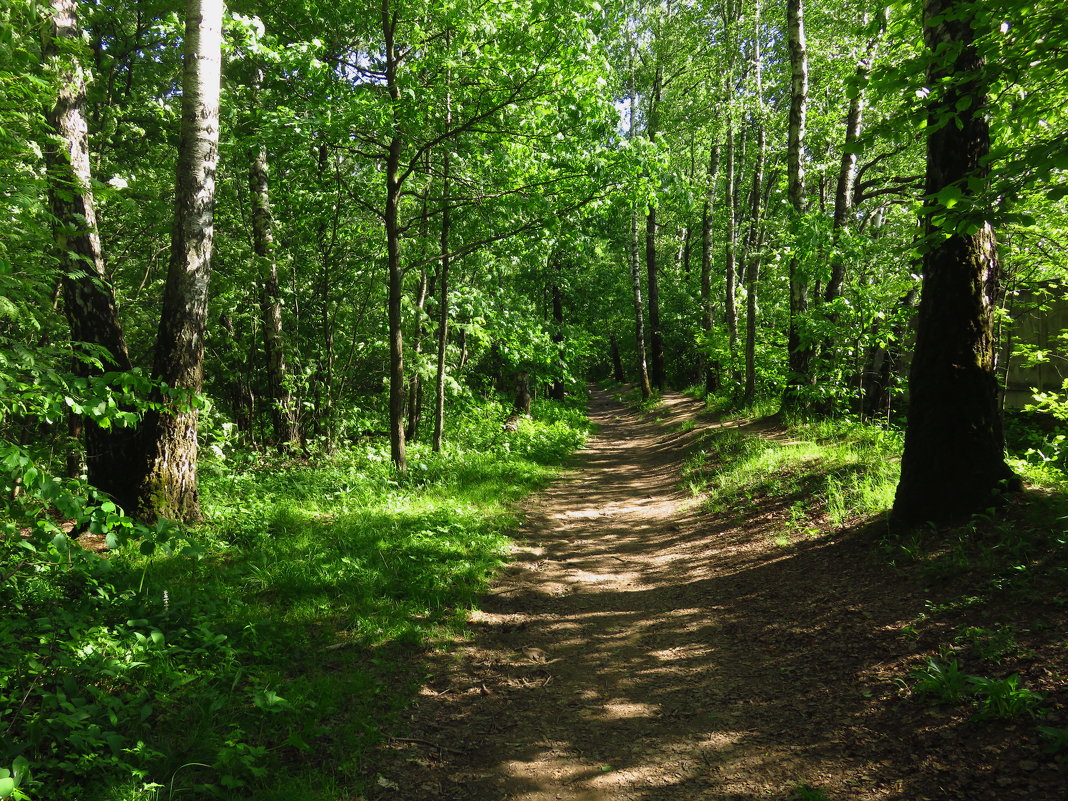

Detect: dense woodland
[2, 0, 1068, 797]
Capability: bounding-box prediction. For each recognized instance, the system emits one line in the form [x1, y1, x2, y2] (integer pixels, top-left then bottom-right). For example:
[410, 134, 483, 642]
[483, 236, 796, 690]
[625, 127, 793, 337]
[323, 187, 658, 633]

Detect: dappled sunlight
[369, 389, 1044, 801]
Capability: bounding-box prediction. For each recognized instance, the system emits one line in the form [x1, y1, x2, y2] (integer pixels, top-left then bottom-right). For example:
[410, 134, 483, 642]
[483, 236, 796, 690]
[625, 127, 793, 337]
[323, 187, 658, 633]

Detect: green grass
[682, 417, 901, 529]
[1, 396, 590, 801]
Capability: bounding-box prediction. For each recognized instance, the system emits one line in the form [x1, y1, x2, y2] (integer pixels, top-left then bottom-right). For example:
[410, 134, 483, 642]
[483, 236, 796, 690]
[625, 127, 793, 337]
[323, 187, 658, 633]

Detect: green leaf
[935, 184, 963, 208]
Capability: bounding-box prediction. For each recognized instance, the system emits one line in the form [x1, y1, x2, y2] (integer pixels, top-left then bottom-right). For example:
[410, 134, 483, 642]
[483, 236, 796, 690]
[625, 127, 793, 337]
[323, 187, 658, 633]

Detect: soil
[368, 388, 1067, 801]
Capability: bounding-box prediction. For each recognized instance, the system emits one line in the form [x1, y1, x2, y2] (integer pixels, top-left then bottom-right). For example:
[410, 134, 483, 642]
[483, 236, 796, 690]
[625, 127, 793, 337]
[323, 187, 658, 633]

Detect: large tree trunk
[43, 0, 142, 511]
[138, 0, 224, 522]
[893, 0, 1020, 524]
[784, 0, 811, 406]
[645, 206, 665, 390]
[248, 99, 300, 449]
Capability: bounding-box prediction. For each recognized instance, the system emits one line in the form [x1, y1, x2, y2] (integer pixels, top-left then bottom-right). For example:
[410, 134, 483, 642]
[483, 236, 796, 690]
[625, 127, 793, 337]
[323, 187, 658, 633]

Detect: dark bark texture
[550, 280, 565, 400]
[43, 0, 142, 512]
[249, 136, 300, 449]
[893, 0, 1019, 524]
[784, 0, 811, 404]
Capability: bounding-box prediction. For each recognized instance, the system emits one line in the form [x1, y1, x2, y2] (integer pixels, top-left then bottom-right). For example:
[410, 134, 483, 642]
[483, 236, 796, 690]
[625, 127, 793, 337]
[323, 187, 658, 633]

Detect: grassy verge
[0, 396, 590, 800]
[683, 414, 902, 535]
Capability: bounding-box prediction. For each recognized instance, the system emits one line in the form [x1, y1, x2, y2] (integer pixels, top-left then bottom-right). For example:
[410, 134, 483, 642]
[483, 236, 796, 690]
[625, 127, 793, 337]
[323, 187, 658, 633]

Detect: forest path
[368, 388, 927, 801]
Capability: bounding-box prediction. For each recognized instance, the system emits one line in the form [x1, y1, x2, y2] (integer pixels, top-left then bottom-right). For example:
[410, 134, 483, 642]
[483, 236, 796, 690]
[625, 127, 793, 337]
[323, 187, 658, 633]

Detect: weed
[969, 675, 1045, 721]
[1038, 725, 1068, 762]
[791, 783, 834, 801]
[954, 625, 1025, 663]
[910, 658, 971, 704]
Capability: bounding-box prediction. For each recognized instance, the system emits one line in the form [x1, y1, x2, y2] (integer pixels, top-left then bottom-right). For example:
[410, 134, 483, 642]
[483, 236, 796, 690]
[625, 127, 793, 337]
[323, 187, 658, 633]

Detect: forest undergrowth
[0, 395, 590, 801]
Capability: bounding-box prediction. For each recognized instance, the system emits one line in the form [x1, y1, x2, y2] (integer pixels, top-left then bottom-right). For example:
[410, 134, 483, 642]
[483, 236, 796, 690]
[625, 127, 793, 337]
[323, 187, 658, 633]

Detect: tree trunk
[513, 371, 531, 416]
[550, 277, 565, 400]
[43, 0, 142, 512]
[610, 335, 625, 382]
[405, 263, 429, 441]
[383, 2, 407, 472]
[744, 2, 767, 402]
[626, 43, 651, 399]
[645, 206, 665, 390]
[248, 100, 300, 449]
[138, 0, 223, 522]
[893, 0, 1020, 524]
[432, 52, 453, 453]
[784, 0, 811, 405]
[724, 112, 739, 366]
[701, 144, 721, 396]
[824, 35, 876, 304]
[629, 212, 653, 399]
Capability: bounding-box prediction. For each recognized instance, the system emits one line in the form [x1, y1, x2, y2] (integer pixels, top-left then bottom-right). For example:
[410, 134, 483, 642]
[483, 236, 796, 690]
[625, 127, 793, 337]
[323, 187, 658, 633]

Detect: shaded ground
[368, 389, 1066, 801]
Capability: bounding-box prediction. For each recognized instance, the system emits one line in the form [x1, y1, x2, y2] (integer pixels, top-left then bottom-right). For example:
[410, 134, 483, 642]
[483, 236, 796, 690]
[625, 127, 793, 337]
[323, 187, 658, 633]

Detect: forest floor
[366, 388, 1067, 801]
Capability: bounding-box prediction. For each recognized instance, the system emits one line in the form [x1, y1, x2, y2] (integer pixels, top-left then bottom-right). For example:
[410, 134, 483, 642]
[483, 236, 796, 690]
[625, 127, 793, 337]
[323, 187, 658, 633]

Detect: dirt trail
[368, 388, 1063, 801]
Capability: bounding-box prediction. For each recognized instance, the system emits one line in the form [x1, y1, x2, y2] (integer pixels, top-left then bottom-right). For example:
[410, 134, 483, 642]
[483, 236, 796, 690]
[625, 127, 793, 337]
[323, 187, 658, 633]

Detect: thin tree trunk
[513, 371, 531, 415]
[432, 44, 453, 453]
[383, 0, 406, 472]
[629, 214, 653, 398]
[138, 0, 223, 522]
[825, 20, 881, 304]
[745, 173, 774, 403]
[700, 143, 721, 395]
[785, 0, 811, 406]
[432, 156, 451, 452]
[405, 263, 429, 441]
[627, 38, 651, 399]
[43, 0, 142, 511]
[248, 82, 300, 449]
[724, 111, 739, 364]
[646, 206, 665, 389]
[893, 0, 1020, 523]
[550, 275, 565, 400]
[744, 0, 766, 402]
[610, 335, 625, 382]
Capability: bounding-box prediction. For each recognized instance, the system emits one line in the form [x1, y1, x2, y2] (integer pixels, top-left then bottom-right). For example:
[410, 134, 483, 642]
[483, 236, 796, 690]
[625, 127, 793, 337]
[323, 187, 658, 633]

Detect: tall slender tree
[138, 0, 224, 521]
[248, 69, 300, 449]
[784, 0, 811, 405]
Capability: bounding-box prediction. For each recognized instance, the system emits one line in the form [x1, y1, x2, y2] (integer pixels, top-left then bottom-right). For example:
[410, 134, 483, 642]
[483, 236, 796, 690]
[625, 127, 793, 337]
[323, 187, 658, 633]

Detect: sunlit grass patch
[684, 417, 902, 529]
